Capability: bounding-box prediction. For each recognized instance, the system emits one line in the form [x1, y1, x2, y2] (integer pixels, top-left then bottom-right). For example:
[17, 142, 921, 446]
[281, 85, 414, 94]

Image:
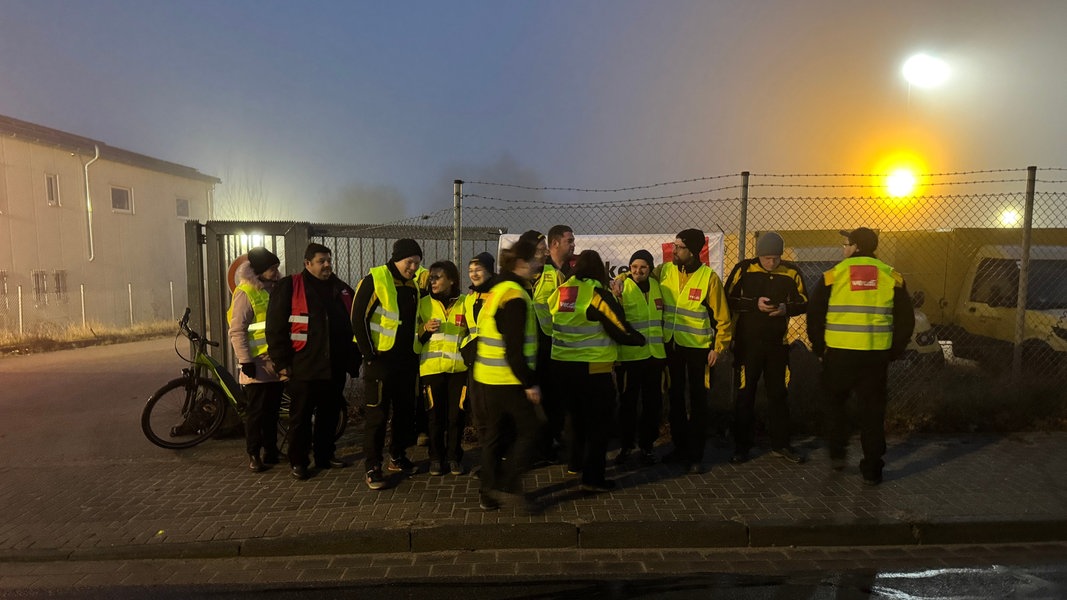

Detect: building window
[31, 270, 49, 306]
[111, 186, 133, 213]
[46, 173, 61, 207]
[53, 270, 68, 302]
[176, 198, 190, 218]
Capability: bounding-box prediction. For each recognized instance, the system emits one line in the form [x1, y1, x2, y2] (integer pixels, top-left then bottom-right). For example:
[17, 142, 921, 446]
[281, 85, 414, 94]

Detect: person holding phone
[723, 231, 809, 465]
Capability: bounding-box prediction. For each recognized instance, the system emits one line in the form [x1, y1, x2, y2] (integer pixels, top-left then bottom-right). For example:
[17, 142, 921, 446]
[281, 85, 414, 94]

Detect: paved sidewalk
[2, 428, 1067, 563]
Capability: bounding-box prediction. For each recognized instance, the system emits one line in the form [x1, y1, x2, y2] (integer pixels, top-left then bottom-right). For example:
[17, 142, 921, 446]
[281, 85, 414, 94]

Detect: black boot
[248, 453, 266, 473]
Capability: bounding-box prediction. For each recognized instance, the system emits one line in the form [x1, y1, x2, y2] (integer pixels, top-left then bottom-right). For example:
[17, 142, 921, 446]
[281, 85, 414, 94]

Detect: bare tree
[212, 166, 287, 220]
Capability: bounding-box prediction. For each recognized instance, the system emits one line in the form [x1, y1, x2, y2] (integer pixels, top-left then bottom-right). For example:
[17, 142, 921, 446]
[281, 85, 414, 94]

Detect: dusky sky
[2, 0, 1065, 221]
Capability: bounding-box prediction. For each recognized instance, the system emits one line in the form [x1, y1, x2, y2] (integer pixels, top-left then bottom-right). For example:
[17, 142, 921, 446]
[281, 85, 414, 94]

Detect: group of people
[227, 224, 914, 511]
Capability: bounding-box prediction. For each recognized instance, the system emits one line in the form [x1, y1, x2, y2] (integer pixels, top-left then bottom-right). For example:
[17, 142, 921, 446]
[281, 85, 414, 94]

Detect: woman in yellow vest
[807, 228, 914, 486]
[613, 249, 667, 468]
[549, 250, 645, 493]
[459, 252, 496, 474]
[418, 260, 470, 476]
[226, 247, 283, 473]
[473, 239, 542, 512]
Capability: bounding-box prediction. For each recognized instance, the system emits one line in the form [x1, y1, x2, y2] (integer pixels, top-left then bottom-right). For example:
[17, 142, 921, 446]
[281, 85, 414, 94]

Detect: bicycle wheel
[334, 400, 349, 441]
[142, 377, 228, 449]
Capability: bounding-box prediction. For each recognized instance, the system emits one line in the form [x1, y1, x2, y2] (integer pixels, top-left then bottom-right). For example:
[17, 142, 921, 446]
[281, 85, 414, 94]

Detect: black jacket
[265, 270, 360, 381]
[351, 262, 420, 368]
[724, 258, 808, 351]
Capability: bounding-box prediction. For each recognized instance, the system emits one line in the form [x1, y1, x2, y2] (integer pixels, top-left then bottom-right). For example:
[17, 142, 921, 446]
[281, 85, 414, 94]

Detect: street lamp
[902, 53, 950, 90]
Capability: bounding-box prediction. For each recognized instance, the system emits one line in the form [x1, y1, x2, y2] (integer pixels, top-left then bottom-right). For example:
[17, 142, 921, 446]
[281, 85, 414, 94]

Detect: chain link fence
[195, 167, 1067, 432]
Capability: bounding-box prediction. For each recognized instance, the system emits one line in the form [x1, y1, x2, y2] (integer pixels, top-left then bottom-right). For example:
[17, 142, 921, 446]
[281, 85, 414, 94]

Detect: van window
[970, 258, 1067, 309]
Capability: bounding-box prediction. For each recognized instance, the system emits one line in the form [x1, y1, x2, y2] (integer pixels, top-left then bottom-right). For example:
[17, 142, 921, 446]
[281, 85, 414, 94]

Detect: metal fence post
[454, 180, 464, 266]
[1011, 165, 1037, 379]
[738, 171, 750, 263]
[17, 285, 23, 336]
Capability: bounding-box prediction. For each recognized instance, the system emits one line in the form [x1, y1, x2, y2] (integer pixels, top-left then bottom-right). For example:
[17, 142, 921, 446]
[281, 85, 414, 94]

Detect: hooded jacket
[228, 261, 281, 385]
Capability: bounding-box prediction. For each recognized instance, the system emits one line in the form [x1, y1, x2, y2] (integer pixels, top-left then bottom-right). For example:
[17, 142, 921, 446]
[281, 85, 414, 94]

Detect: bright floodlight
[1000, 209, 1021, 227]
[902, 54, 949, 89]
[886, 169, 917, 197]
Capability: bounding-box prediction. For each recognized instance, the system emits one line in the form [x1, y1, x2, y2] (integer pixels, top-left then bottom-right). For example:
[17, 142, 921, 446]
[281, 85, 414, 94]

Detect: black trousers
[479, 383, 542, 495]
[822, 348, 890, 479]
[536, 357, 566, 461]
[733, 342, 791, 452]
[243, 381, 284, 457]
[616, 359, 664, 453]
[363, 361, 418, 469]
[422, 371, 467, 464]
[557, 362, 615, 486]
[286, 374, 345, 468]
[666, 343, 713, 463]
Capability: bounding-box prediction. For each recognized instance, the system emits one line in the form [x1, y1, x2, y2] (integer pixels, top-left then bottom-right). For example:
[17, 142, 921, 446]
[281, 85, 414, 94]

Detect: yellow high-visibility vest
[532, 263, 560, 336]
[548, 277, 616, 363]
[660, 262, 714, 348]
[824, 257, 900, 351]
[367, 265, 417, 353]
[618, 276, 666, 361]
[473, 280, 537, 386]
[418, 294, 469, 376]
[227, 283, 269, 357]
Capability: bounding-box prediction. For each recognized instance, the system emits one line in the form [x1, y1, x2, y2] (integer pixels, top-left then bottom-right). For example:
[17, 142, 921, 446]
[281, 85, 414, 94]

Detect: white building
[0, 114, 220, 334]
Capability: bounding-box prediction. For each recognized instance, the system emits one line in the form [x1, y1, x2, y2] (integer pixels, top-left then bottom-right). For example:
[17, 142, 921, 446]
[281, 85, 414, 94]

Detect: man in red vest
[266, 243, 361, 481]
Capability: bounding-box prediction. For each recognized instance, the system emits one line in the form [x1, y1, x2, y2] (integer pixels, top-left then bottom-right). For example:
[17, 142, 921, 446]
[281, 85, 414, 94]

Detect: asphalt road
[0, 337, 185, 463]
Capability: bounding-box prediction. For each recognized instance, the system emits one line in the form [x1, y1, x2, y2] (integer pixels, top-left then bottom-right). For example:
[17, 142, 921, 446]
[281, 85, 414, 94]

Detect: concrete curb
[5, 518, 1067, 563]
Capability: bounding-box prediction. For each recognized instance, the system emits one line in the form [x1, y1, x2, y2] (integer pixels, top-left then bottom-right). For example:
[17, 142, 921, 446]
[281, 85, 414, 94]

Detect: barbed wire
[750, 168, 1029, 178]
[747, 178, 1030, 190]
[463, 185, 743, 207]
[461, 173, 738, 193]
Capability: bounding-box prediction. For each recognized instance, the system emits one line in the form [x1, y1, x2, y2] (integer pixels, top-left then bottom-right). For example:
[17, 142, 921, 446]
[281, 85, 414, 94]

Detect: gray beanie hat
[755, 232, 784, 257]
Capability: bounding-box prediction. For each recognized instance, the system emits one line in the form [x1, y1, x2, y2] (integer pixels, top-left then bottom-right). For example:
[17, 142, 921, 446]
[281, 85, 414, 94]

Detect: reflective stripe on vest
[460, 291, 486, 350]
[618, 276, 667, 361]
[825, 257, 897, 351]
[473, 280, 537, 386]
[548, 277, 617, 363]
[532, 263, 560, 336]
[659, 262, 714, 348]
[368, 265, 404, 353]
[227, 283, 270, 357]
[289, 276, 310, 351]
[418, 293, 469, 376]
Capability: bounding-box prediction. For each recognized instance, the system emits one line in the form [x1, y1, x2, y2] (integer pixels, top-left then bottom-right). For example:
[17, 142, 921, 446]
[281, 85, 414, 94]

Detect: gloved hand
[240, 363, 256, 378]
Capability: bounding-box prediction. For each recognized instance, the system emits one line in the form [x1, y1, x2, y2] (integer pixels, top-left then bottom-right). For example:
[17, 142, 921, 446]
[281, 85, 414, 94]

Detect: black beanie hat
[677, 228, 706, 254]
[390, 238, 423, 262]
[629, 249, 655, 268]
[247, 247, 280, 275]
[470, 251, 495, 273]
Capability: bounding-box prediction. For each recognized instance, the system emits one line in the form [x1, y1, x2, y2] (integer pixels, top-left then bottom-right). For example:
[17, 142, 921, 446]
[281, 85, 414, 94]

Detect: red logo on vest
[557, 286, 578, 312]
[688, 287, 703, 302]
[849, 265, 879, 291]
[654, 298, 664, 311]
[455, 314, 466, 327]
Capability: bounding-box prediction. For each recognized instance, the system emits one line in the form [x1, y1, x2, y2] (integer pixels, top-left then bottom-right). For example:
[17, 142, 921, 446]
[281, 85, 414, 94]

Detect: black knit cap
[470, 251, 495, 273]
[390, 238, 423, 262]
[247, 247, 280, 275]
[676, 228, 706, 253]
[629, 249, 655, 268]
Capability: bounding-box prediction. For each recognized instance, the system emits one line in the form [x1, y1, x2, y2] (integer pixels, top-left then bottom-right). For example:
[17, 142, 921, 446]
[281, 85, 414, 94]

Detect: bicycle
[141, 307, 348, 450]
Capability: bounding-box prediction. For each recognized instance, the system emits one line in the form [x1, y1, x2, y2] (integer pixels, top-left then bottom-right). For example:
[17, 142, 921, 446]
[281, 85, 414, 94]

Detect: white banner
[498, 232, 726, 279]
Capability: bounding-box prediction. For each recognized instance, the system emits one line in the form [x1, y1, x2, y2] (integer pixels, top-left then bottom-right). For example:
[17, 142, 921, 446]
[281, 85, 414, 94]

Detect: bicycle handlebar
[178, 307, 220, 348]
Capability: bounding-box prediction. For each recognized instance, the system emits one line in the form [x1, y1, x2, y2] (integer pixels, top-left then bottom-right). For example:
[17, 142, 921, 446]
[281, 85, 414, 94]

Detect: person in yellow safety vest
[265, 243, 360, 481]
[352, 238, 424, 490]
[459, 252, 496, 474]
[417, 260, 470, 477]
[612, 249, 667, 468]
[227, 247, 283, 474]
[654, 228, 733, 475]
[473, 239, 543, 513]
[413, 262, 431, 449]
[723, 231, 809, 466]
[550, 250, 645, 493]
[531, 225, 574, 464]
[807, 228, 914, 486]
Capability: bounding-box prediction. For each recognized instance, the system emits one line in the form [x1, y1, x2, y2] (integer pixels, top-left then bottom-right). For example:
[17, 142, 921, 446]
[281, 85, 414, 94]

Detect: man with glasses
[654, 228, 733, 474]
[807, 228, 914, 486]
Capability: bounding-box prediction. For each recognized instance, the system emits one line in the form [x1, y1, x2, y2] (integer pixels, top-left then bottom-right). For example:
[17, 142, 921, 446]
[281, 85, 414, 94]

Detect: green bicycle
[141, 307, 347, 449]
